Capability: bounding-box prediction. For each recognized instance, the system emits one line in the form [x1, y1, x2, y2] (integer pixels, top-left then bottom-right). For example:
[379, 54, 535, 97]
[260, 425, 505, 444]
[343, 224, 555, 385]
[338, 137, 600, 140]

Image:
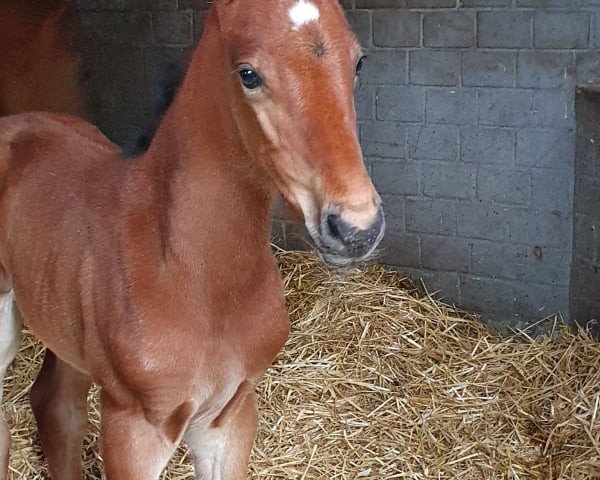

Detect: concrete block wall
[74, 0, 600, 332]
[339, 0, 600, 332]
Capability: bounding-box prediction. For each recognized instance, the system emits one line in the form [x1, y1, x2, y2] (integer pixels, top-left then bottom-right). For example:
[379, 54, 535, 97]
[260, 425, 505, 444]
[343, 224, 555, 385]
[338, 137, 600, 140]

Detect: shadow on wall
[124, 61, 186, 156]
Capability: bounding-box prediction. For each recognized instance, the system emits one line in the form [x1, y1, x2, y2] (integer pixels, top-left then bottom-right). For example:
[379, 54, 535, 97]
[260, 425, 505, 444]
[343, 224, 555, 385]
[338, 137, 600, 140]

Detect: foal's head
[213, 0, 384, 266]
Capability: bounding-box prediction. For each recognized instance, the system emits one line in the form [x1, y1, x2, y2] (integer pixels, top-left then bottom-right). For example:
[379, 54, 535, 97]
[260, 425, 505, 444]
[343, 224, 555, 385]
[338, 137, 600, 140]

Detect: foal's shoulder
[0, 112, 119, 157]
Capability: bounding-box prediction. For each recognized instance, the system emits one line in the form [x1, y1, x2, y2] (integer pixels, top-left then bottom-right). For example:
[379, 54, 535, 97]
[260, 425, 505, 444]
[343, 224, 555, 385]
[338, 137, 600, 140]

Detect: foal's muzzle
[317, 206, 385, 266]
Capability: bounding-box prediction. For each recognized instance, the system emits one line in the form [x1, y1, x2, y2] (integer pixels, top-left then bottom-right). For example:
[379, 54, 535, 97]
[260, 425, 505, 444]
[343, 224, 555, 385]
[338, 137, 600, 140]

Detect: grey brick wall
[341, 0, 600, 333]
[75, 0, 600, 333]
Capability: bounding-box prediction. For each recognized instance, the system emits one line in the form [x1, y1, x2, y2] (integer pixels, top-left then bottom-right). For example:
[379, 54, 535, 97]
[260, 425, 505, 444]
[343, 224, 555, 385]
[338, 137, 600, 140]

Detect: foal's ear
[211, 0, 241, 33]
[212, 0, 238, 17]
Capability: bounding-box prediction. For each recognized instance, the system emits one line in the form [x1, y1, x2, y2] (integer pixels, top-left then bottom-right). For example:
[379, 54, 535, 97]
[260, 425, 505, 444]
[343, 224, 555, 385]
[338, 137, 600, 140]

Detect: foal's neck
[143, 26, 273, 273]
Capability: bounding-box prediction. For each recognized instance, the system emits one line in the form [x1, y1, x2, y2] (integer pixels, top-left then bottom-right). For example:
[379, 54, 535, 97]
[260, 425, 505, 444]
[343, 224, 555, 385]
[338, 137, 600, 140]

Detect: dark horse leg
[30, 350, 91, 480]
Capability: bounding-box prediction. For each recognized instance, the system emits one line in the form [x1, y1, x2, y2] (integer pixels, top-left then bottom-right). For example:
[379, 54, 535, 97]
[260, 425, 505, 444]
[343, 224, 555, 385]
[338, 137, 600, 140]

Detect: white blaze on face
[288, 0, 320, 31]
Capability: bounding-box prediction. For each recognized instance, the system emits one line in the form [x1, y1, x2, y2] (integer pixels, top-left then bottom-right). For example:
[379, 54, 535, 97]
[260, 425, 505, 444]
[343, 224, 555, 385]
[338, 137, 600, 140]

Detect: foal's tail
[0, 119, 19, 194]
[38, 0, 82, 47]
[35, 1, 88, 118]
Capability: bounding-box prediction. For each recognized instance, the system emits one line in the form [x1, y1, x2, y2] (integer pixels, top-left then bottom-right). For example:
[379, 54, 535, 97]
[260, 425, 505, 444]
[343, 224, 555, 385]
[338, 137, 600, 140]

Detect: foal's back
[0, 112, 122, 228]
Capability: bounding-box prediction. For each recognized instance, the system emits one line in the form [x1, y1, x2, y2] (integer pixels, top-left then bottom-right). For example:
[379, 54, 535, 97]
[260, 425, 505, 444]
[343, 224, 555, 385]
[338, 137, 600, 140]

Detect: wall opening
[571, 86, 600, 338]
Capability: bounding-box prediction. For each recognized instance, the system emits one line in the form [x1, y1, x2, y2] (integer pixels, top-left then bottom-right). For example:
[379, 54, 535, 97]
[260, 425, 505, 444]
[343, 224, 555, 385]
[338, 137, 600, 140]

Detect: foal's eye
[356, 56, 366, 76]
[239, 69, 263, 90]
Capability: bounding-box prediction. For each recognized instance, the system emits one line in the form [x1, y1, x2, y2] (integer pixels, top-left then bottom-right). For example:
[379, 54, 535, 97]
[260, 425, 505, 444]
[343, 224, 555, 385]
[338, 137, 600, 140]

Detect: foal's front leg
[100, 393, 187, 480]
[30, 350, 91, 480]
[185, 387, 258, 480]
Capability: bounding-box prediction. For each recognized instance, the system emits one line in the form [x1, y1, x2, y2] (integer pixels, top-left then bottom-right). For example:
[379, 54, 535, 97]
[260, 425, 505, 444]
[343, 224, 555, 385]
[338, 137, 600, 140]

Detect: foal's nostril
[326, 213, 342, 240]
[325, 212, 356, 244]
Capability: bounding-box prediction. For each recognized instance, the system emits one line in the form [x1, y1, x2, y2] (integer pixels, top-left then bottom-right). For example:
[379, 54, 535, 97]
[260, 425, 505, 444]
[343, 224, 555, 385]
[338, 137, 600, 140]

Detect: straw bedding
[3, 249, 600, 479]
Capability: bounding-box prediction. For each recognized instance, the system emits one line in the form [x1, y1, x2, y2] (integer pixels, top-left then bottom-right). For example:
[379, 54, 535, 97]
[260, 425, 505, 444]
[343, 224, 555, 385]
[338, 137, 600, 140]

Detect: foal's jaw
[248, 101, 385, 266]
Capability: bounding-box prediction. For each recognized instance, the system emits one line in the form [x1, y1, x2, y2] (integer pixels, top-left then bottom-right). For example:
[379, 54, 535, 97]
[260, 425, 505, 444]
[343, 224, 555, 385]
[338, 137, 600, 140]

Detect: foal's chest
[114, 260, 290, 427]
[222, 272, 290, 375]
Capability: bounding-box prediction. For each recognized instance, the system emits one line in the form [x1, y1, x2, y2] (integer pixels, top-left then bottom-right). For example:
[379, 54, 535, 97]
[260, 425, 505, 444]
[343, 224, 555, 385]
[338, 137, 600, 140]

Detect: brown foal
[0, 0, 86, 118]
[0, 0, 384, 478]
